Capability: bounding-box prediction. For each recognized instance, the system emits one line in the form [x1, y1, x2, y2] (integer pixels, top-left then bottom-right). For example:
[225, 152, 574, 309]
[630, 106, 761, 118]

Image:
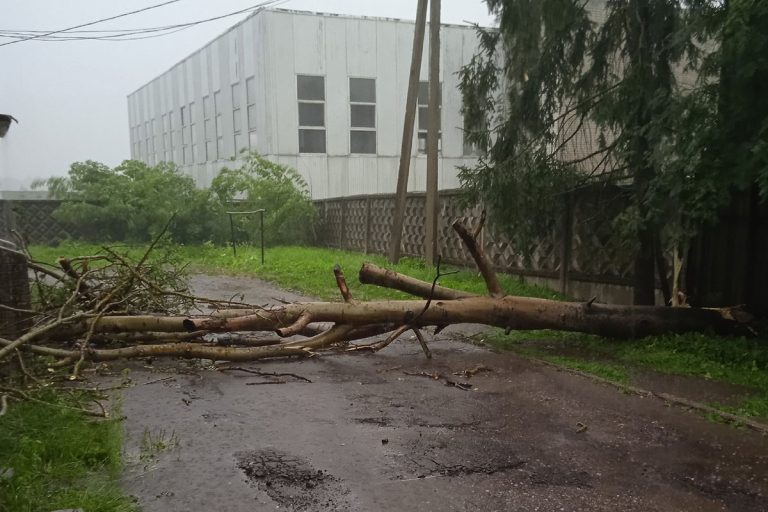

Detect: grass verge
[0, 389, 135, 512]
[482, 328, 768, 420]
[30, 242, 564, 301]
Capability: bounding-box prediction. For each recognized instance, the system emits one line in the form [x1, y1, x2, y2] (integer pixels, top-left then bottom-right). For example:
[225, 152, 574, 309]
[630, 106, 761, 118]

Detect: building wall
[127, 9, 481, 199]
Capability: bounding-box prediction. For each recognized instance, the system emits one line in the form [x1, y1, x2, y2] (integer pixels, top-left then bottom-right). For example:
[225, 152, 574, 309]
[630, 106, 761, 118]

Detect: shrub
[211, 152, 316, 246]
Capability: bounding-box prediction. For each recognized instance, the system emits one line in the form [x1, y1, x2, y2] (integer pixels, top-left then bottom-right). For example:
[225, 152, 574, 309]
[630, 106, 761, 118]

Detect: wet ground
[114, 275, 768, 511]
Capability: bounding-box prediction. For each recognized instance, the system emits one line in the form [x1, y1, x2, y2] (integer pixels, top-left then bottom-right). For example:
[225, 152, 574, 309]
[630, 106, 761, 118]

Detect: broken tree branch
[452, 220, 504, 298]
[359, 262, 474, 300]
[334, 264, 355, 303]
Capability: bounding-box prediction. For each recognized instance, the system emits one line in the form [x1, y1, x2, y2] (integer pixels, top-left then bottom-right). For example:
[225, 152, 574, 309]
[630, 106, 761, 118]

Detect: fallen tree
[0, 220, 753, 372]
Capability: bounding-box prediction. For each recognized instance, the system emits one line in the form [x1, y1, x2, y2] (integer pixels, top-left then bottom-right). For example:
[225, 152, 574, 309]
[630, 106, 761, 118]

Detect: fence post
[559, 194, 573, 296]
[365, 197, 372, 254]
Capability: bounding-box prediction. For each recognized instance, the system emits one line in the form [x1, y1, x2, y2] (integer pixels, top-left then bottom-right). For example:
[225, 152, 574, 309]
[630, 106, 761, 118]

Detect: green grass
[0, 390, 135, 512]
[483, 328, 768, 419]
[30, 242, 564, 302]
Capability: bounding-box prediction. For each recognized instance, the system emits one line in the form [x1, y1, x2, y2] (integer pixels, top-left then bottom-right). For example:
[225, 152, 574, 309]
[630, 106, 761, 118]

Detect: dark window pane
[418, 82, 429, 105]
[297, 75, 325, 100]
[417, 132, 427, 153]
[418, 81, 442, 106]
[351, 104, 375, 128]
[299, 129, 326, 153]
[299, 103, 325, 127]
[418, 106, 428, 130]
[418, 106, 442, 130]
[351, 130, 376, 154]
[350, 78, 376, 102]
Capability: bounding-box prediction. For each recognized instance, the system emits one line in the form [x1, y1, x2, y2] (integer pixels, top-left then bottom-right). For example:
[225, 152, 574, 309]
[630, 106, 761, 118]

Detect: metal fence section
[0, 198, 71, 244]
[314, 190, 638, 299]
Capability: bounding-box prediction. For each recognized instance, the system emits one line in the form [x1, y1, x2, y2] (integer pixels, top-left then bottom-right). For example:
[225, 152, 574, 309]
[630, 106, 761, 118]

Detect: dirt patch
[236, 449, 353, 511]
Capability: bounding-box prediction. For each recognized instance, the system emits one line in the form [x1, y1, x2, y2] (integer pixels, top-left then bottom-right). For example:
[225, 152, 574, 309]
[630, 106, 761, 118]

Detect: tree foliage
[39, 153, 315, 246]
[210, 153, 316, 246]
[459, 0, 768, 303]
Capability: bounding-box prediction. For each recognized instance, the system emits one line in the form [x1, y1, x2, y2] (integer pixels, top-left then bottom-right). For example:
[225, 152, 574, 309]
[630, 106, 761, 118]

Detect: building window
[246, 76, 257, 149]
[463, 132, 484, 157]
[232, 82, 244, 156]
[417, 81, 442, 154]
[214, 91, 224, 158]
[203, 96, 215, 161]
[297, 75, 326, 153]
[349, 78, 376, 154]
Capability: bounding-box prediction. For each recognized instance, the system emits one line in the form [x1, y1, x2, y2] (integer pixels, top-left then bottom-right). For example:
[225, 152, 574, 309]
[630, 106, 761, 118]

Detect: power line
[0, 0, 182, 48]
[0, 1, 283, 43]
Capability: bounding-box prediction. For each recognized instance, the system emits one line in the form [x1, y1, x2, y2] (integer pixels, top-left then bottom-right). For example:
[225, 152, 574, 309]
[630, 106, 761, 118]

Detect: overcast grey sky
[0, 0, 495, 190]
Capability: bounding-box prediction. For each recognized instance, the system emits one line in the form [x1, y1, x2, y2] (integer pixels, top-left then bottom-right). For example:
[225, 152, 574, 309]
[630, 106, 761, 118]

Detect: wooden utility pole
[388, 0, 428, 264]
[424, 0, 441, 266]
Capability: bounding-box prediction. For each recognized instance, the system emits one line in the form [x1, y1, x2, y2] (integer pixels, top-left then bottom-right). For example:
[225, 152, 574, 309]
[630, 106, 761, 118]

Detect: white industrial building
[126, 8, 483, 199]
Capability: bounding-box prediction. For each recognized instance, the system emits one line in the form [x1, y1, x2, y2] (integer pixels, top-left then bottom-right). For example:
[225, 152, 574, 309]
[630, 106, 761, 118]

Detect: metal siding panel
[218, 35, 235, 160]
[200, 47, 210, 97]
[253, 14, 268, 155]
[347, 157, 378, 196]
[441, 158, 461, 190]
[211, 39, 221, 92]
[301, 155, 330, 199]
[346, 19, 376, 77]
[327, 156, 348, 198]
[243, 19, 255, 79]
[175, 64, 184, 107]
[376, 21, 398, 157]
[377, 157, 399, 194]
[325, 16, 347, 157]
[191, 52, 204, 165]
[229, 29, 239, 84]
[258, 14, 277, 155]
[442, 27, 464, 158]
[273, 155, 298, 177]
[293, 15, 325, 75]
[410, 157, 427, 193]
[269, 12, 297, 155]
[396, 23, 415, 157]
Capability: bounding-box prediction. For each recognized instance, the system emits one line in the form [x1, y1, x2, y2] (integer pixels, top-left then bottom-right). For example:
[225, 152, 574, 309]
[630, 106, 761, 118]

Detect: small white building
[127, 8, 483, 199]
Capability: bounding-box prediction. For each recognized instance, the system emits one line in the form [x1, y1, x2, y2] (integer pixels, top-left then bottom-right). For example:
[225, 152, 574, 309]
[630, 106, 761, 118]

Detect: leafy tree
[40, 160, 213, 243]
[40, 154, 316, 247]
[460, 0, 767, 304]
[210, 152, 316, 247]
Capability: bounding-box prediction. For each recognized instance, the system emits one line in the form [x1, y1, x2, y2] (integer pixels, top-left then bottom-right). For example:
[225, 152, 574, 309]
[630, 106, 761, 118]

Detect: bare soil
[113, 274, 768, 511]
